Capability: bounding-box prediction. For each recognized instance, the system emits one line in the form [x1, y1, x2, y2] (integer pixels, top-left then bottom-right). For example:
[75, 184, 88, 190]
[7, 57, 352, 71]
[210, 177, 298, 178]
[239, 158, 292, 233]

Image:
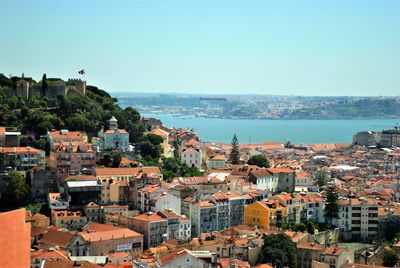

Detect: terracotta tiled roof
[193, 200, 215, 208]
[158, 249, 189, 265]
[132, 212, 166, 222]
[0, 146, 43, 154]
[250, 169, 273, 178]
[39, 230, 75, 248]
[49, 130, 87, 140]
[323, 246, 344, 256]
[80, 228, 142, 242]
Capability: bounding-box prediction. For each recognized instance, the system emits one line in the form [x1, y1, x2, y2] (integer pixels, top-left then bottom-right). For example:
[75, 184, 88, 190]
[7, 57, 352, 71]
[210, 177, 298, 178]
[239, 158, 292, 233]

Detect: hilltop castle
[3, 75, 86, 100]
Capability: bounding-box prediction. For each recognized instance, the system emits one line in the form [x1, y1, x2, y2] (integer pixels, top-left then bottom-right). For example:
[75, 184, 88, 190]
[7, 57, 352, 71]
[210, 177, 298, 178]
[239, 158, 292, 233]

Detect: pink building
[50, 141, 96, 174]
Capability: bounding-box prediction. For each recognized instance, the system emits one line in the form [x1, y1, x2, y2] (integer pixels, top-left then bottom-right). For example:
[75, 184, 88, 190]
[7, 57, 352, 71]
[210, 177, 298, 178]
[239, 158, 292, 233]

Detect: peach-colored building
[47, 129, 88, 149]
[0, 146, 45, 170]
[50, 141, 96, 174]
[0, 208, 31, 268]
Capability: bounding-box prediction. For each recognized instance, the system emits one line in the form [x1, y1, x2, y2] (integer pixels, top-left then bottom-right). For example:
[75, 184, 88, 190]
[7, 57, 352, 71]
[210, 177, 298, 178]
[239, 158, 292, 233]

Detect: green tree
[382, 250, 398, 267]
[0, 171, 30, 210]
[324, 182, 340, 226]
[146, 133, 164, 145]
[316, 170, 329, 187]
[41, 73, 48, 95]
[258, 233, 298, 268]
[138, 141, 161, 159]
[229, 133, 240, 164]
[162, 157, 203, 180]
[247, 154, 270, 168]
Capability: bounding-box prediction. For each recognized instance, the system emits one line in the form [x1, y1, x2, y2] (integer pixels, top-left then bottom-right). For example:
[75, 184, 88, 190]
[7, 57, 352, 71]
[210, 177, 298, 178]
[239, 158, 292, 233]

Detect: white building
[150, 192, 182, 215]
[249, 169, 279, 193]
[334, 197, 379, 241]
[181, 146, 202, 170]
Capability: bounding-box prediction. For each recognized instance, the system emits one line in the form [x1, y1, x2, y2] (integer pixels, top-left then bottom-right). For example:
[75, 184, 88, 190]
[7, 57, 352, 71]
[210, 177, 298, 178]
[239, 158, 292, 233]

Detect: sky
[0, 0, 399, 96]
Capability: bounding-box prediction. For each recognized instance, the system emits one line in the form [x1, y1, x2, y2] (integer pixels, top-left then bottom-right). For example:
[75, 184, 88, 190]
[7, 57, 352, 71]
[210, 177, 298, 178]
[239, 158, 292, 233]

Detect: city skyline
[1, 0, 399, 96]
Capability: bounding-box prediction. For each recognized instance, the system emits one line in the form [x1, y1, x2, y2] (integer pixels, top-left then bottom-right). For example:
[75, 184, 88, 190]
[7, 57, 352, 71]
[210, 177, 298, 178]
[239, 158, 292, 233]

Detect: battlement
[67, 78, 86, 95]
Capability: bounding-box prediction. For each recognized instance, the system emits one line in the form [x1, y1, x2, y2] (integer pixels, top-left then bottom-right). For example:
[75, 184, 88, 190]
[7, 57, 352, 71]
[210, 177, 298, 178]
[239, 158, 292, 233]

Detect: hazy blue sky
[1, 0, 399, 96]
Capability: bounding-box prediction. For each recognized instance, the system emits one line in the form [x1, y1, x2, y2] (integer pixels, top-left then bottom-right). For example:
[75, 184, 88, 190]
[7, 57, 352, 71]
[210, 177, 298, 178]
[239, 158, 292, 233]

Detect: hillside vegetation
[0, 74, 144, 145]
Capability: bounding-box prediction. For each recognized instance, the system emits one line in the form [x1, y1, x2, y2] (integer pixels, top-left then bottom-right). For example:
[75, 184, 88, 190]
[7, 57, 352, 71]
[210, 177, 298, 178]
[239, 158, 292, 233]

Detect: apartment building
[244, 199, 288, 230]
[0, 146, 45, 170]
[158, 210, 191, 242]
[191, 200, 218, 237]
[47, 129, 88, 149]
[128, 212, 168, 249]
[51, 209, 87, 230]
[49, 141, 95, 174]
[334, 197, 379, 241]
[271, 193, 304, 224]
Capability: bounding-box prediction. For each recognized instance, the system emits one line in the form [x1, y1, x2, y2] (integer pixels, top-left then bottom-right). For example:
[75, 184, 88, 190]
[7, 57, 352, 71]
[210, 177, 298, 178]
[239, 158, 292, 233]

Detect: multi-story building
[158, 210, 191, 242]
[320, 246, 353, 268]
[301, 193, 325, 223]
[69, 223, 143, 256]
[244, 199, 288, 230]
[297, 242, 325, 268]
[208, 154, 226, 169]
[248, 169, 279, 193]
[61, 176, 101, 206]
[0, 126, 20, 147]
[181, 146, 202, 170]
[29, 167, 53, 202]
[47, 129, 88, 150]
[271, 193, 304, 223]
[207, 192, 246, 230]
[380, 128, 400, 147]
[0, 146, 45, 171]
[150, 127, 174, 158]
[83, 202, 103, 222]
[334, 197, 379, 241]
[191, 200, 218, 237]
[128, 212, 168, 249]
[48, 192, 70, 210]
[93, 116, 129, 151]
[51, 209, 87, 230]
[267, 167, 296, 193]
[49, 142, 95, 174]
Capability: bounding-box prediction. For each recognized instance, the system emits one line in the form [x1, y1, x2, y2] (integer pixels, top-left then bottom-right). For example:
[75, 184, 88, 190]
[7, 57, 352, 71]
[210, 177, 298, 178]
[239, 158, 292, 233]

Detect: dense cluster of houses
[1, 118, 400, 268]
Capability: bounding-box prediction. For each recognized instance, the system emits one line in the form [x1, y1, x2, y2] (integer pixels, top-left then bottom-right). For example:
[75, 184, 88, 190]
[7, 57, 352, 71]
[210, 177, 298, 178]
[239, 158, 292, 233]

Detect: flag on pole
[78, 69, 85, 75]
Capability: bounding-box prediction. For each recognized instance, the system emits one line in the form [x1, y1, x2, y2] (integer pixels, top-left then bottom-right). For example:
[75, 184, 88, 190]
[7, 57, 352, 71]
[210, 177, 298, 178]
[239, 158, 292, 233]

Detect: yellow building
[244, 199, 288, 230]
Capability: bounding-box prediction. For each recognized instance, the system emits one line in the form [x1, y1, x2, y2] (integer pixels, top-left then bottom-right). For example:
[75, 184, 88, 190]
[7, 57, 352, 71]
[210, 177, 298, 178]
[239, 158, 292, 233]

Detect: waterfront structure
[352, 131, 380, 146]
[381, 128, 400, 147]
[244, 199, 288, 229]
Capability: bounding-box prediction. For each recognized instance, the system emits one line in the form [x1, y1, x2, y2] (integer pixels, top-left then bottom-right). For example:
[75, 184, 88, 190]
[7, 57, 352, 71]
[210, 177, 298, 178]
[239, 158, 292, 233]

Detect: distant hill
[283, 98, 400, 119]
